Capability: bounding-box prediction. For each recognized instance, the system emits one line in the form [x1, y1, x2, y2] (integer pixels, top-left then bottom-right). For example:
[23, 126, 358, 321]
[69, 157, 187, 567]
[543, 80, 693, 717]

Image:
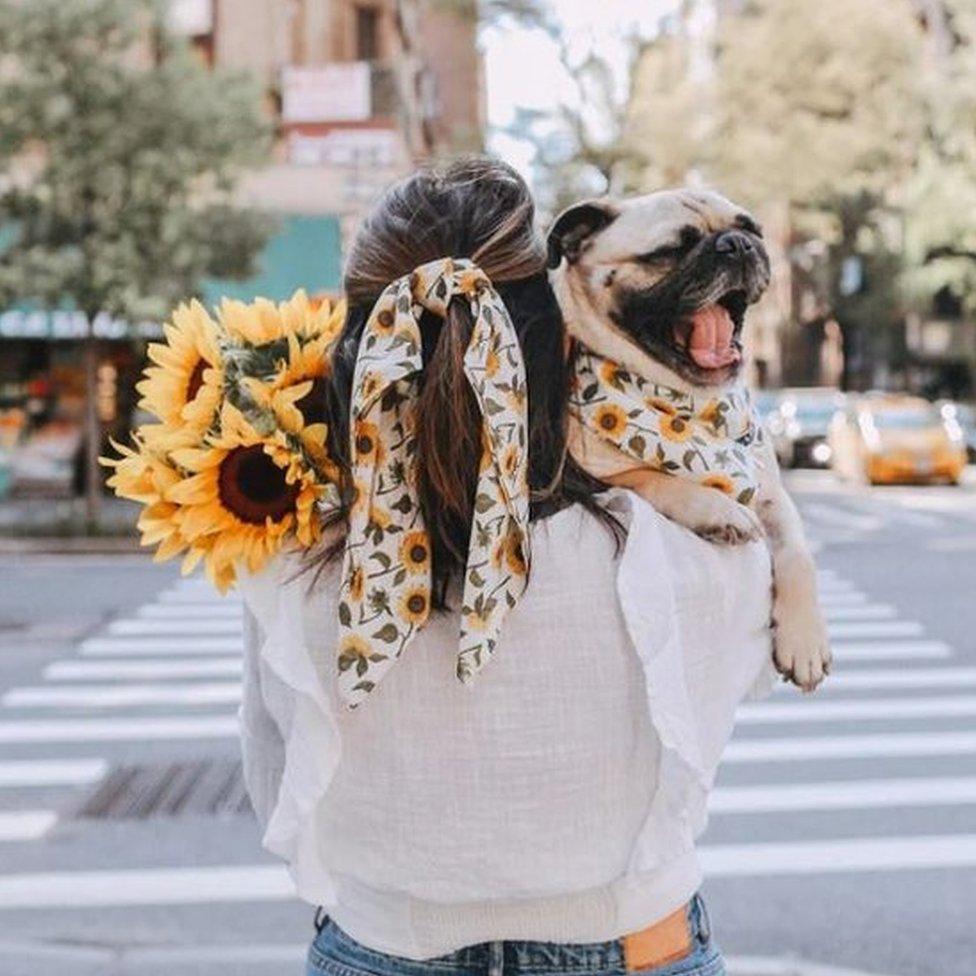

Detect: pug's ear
[547, 200, 619, 269]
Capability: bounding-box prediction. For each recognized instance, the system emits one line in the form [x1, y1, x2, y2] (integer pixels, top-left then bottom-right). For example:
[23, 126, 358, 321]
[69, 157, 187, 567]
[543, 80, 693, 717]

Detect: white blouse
[238, 490, 775, 959]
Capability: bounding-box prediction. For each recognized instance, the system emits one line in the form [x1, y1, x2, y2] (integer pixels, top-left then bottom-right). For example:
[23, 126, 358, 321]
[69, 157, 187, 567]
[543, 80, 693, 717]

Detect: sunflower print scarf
[337, 258, 530, 708]
[570, 347, 763, 506]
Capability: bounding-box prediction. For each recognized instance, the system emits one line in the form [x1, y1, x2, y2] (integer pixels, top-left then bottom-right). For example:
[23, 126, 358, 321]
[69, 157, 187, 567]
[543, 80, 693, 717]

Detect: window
[356, 5, 380, 61]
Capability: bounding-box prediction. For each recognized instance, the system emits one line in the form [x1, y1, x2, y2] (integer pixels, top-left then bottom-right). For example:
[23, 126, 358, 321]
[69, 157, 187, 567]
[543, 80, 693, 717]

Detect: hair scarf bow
[337, 258, 531, 708]
[570, 346, 763, 506]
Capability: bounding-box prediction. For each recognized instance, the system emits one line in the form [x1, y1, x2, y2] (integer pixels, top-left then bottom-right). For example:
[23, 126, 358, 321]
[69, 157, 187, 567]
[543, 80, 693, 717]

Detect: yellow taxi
[828, 394, 967, 485]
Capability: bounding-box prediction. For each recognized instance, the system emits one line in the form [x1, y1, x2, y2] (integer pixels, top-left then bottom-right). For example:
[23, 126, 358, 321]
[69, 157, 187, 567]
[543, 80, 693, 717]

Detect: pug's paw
[684, 491, 763, 547]
[772, 590, 832, 692]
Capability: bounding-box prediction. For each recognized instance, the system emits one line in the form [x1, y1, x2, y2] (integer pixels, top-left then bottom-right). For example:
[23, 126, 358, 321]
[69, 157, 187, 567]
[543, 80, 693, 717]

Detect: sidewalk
[0, 495, 142, 553]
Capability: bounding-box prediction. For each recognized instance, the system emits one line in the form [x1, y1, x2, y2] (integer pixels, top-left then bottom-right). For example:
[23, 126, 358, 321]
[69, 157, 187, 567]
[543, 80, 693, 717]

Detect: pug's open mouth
[673, 289, 748, 373]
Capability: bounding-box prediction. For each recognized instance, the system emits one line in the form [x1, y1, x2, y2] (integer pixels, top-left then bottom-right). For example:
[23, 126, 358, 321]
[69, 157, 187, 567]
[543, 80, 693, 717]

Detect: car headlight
[811, 442, 832, 463]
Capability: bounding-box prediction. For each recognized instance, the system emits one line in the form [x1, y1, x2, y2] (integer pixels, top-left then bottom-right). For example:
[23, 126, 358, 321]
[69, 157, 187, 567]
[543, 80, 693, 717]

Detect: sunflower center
[186, 359, 208, 403]
[409, 544, 427, 564]
[217, 445, 299, 525]
[356, 434, 375, 456]
[599, 414, 617, 431]
[407, 593, 427, 614]
[297, 376, 329, 427]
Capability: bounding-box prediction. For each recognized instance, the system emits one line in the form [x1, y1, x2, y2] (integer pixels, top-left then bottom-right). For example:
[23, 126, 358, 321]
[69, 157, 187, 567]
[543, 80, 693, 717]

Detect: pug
[548, 189, 831, 692]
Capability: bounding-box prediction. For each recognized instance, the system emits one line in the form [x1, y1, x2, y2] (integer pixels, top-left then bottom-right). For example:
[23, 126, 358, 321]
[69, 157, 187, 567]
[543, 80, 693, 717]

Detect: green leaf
[474, 492, 495, 513]
[373, 623, 400, 643]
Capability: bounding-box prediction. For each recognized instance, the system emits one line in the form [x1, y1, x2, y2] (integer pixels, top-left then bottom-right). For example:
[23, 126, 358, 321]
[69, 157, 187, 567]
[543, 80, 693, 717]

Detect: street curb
[0, 536, 143, 555]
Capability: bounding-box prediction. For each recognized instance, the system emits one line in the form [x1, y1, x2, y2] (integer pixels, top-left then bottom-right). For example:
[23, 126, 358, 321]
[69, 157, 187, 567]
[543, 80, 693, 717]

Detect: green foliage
[0, 0, 274, 321]
[622, 0, 976, 364]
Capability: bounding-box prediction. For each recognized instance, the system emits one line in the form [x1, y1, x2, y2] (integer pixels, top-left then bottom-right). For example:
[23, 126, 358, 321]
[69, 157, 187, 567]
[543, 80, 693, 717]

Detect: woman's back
[240, 492, 773, 958]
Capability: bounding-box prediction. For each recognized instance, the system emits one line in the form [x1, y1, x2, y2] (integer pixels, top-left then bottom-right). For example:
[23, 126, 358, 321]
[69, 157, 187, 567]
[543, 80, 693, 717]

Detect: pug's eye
[635, 225, 703, 264]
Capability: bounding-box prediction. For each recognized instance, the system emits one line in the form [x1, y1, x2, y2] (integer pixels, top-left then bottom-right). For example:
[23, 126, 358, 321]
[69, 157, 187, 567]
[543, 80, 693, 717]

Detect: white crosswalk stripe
[3, 681, 242, 709]
[830, 640, 952, 661]
[0, 759, 108, 788]
[725, 730, 976, 763]
[738, 694, 976, 724]
[44, 657, 242, 681]
[710, 776, 976, 814]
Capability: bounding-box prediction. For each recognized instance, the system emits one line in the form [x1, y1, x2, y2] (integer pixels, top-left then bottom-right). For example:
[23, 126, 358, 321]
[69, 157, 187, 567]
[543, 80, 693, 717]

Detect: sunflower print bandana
[570, 347, 763, 506]
[337, 258, 530, 708]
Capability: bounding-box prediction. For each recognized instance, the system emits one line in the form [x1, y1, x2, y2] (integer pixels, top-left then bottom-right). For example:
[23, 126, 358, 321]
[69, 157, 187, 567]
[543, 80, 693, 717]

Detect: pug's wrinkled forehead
[547, 189, 762, 270]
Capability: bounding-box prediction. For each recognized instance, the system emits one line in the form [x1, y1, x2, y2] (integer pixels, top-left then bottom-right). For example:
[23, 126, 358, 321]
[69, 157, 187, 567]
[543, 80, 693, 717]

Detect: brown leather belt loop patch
[621, 903, 693, 972]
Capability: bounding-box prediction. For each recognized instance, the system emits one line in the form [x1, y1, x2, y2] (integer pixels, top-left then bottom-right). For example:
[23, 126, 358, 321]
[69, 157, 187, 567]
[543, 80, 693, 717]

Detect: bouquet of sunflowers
[103, 291, 345, 591]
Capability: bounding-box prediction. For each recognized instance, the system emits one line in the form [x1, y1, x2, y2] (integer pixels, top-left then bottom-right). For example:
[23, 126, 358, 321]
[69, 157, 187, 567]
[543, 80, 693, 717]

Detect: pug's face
[547, 189, 770, 388]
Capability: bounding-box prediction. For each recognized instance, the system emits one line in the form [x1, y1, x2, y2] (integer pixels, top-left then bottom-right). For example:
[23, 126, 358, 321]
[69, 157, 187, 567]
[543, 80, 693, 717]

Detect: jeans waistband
[313, 893, 712, 976]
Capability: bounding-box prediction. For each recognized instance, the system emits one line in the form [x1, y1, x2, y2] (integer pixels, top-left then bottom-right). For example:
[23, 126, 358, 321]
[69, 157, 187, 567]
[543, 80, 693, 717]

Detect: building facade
[0, 0, 485, 499]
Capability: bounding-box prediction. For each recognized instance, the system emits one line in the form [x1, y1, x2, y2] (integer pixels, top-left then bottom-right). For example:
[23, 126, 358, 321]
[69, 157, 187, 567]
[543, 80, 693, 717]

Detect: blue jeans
[307, 893, 724, 976]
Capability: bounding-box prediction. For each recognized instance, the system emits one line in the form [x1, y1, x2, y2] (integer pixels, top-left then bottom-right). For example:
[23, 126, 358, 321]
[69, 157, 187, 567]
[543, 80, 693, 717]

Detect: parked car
[766, 387, 847, 468]
[752, 389, 782, 432]
[828, 393, 967, 485]
[937, 400, 976, 463]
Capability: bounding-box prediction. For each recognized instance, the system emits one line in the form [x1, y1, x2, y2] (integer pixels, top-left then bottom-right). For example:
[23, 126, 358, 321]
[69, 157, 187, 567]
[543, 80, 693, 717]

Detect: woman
[238, 156, 774, 976]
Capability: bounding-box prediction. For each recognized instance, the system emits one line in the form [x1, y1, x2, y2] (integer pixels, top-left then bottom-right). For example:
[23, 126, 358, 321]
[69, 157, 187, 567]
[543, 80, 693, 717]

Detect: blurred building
[0, 0, 485, 499]
[171, 0, 485, 299]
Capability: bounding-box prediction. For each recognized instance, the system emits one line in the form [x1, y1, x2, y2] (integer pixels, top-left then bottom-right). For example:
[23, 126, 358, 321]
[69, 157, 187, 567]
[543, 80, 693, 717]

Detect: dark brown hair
[322, 156, 614, 604]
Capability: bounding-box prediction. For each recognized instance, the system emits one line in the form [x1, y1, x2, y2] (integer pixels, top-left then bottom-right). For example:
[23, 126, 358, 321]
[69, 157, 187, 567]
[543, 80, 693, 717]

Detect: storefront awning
[203, 213, 342, 305]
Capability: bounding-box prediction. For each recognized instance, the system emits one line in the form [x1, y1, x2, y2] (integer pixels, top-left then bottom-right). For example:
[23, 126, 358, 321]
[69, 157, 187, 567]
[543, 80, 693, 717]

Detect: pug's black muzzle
[611, 230, 771, 385]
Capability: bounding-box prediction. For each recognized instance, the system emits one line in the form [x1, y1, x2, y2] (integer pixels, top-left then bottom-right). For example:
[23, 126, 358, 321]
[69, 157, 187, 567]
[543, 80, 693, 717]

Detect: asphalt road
[0, 469, 974, 976]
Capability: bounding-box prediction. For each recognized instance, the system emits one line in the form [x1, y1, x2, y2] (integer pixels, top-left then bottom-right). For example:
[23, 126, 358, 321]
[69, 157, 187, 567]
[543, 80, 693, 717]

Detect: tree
[0, 0, 273, 526]
[625, 0, 926, 387]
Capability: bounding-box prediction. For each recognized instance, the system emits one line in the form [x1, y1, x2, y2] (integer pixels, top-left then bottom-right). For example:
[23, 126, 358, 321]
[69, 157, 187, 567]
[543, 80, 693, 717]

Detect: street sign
[281, 64, 372, 123]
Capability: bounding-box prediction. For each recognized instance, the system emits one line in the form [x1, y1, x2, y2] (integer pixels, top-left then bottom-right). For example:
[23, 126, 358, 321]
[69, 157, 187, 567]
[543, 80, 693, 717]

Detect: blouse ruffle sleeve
[238, 551, 343, 906]
[613, 490, 775, 875]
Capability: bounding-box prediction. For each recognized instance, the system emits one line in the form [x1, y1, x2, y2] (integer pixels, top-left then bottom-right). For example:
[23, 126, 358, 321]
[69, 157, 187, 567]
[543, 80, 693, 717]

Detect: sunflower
[337, 633, 373, 674]
[227, 292, 344, 432]
[243, 379, 336, 481]
[465, 606, 492, 632]
[697, 399, 725, 432]
[660, 413, 694, 443]
[593, 403, 628, 440]
[368, 504, 392, 531]
[599, 360, 629, 388]
[373, 308, 396, 335]
[353, 420, 384, 467]
[101, 437, 191, 566]
[700, 473, 736, 495]
[136, 301, 222, 436]
[398, 586, 430, 626]
[399, 530, 430, 574]
[165, 403, 325, 587]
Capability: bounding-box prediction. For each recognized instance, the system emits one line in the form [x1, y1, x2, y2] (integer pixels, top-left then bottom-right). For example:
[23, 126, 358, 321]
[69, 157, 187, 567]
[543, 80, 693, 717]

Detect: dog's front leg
[756, 440, 831, 691]
[612, 467, 764, 546]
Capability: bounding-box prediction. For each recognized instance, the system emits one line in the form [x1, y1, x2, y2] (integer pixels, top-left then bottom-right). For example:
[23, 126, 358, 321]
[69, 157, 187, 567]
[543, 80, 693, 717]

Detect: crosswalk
[704, 563, 976, 879]
[0, 546, 973, 918]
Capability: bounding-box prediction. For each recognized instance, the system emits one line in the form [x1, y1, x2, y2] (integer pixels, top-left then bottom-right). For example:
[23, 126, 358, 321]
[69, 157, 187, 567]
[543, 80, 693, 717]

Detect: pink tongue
[687, 304, 739, 369]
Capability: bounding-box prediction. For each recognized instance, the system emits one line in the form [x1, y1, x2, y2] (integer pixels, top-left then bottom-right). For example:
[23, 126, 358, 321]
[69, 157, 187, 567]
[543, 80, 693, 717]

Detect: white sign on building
[281, 64, 372, 123]
[287, 129, 403, 168]
[167, 0, 213, 36]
